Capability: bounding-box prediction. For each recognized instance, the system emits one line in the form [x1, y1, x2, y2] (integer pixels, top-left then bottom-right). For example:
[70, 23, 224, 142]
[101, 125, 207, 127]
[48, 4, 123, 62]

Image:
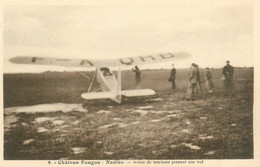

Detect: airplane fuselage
[96, 68, 121, 103]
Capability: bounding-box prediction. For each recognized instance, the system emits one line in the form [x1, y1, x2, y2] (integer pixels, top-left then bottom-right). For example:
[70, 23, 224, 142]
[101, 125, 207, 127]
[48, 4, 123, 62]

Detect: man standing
[132, 66, 141, 89]
[205, 67, 214, 93]
[186, 63, 199, 100]
[194, 64, 204, 97]
[222, 61, 234, 96]
[169, 64, 176, 89]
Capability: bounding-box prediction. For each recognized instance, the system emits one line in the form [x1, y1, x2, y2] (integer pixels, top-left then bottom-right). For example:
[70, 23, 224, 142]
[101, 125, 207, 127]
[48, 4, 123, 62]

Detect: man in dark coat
[222, 60, 234, 96]
[205, 67, 214, 93]
[194, 64, 204, 97]
[132, 66, 141, 89]
[186, 63, 199, 100]
[169, 64, 176, 89]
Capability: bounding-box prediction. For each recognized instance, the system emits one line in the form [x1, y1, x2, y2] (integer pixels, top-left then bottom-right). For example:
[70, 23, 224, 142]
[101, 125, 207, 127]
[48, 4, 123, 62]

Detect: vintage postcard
[1, 0, 259, 166]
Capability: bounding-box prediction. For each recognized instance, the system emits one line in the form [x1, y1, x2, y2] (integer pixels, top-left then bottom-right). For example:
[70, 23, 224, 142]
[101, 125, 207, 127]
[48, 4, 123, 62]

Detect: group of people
[132, 61, 235, 101]
[184, 63, 214, 100]
[168, 61, 234, 100]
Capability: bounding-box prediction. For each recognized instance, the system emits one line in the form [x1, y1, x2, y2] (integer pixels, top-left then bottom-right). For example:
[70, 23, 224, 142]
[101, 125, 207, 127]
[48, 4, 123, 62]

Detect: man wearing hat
[222, 60, 234, 96]
[169, 64, 176, 89]
[186, 63, 199, 100]
[132, 66, 141, 89]
[205, 67, 214, 93]
[194, 64, 205, 97]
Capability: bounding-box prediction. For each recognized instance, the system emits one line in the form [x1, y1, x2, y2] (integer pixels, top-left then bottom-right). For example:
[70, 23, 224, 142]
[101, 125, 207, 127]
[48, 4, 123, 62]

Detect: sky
[3, 1, 254, 73]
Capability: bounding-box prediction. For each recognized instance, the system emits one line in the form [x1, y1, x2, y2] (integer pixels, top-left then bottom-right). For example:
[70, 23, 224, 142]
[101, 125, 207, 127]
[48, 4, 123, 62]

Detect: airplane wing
[81, 92, 116, 100]
[9, 52, 190, 68]
[9, 56, 95, 68]
[121, 89, 155, 97]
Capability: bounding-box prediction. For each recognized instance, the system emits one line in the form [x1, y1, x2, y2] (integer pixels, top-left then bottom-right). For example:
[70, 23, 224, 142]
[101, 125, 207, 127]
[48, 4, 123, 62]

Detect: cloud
[4, 16, 45, 32]
[3, 3, 254, 73]
[179, 19, 226, 32]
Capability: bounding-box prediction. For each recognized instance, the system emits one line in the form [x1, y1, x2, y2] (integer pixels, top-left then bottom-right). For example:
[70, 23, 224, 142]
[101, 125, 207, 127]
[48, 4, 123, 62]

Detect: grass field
[3, 67, 253, 159]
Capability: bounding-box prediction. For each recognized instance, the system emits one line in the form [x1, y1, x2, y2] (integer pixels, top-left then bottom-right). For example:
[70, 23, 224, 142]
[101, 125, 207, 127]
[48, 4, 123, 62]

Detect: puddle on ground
[23, 139, 35, 145]
[182, 143, 201, 150]
[152, 149, 167, 154]
[97, 141, 102, 144]
[98, 123, 128, 129]
[185, 121, 191, 125]
[37, 127, 49, 133]
[137, 106, 153, 109]
[52, 120, 64, 125]
[133, 109, 149, 116]
[97, 110, 111, 114]
[4, 114, 18, 132]
[4, 103, 87, 114]
[113, 118, 121, 121]
[171, 110, 183, 113]
[35, 117, 67, 126]
[150, 110, 176, 114]
[182, 129, 191, 134]
[61, 125, 69, 129]
[151, 119, 161, 123]
[131, 121, 141, 125]
[34, 117, 55, 123]
[118, 123, 128, 128]
[171, 145, 177, 148]
[204, 150, 216, 155]
[104, 152, 114, 155]
[151, 118, 166, 123]
[72, 147, 86, 154]
[21, 122, 28, 126]
[199, 135, 214, 140]
[60, 133, 67, 136]
[99, 123, 119, 129]
[133, 109, 180, 116]
[59, 157, 69, 160]
[165, 114, 179, 118]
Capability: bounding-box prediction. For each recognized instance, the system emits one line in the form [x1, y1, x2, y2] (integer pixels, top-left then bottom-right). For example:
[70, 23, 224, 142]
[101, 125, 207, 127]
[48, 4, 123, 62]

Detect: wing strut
[117, 63, 122, 103]
[76, 72, 91, 80]
[87, 70, 97, 93]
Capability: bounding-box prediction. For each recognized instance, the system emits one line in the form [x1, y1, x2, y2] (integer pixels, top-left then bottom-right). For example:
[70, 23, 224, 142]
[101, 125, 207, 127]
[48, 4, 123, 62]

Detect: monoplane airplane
[10, 52, 190, 104]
